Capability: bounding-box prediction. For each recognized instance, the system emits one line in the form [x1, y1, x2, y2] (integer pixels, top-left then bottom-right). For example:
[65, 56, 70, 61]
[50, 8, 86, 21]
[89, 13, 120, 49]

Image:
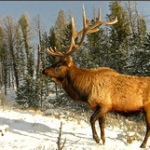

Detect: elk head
[42, 5, 118, 84]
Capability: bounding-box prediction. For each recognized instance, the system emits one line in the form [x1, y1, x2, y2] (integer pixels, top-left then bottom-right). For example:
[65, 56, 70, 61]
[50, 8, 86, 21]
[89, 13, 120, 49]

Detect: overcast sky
[0, 1, 150, 32]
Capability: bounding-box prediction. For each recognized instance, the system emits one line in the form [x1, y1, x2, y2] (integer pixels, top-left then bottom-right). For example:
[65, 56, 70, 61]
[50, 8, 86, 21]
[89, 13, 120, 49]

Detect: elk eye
[55, 67, 58, 72]
[57, 64, 61, 67]
[55, 66, 61, 71]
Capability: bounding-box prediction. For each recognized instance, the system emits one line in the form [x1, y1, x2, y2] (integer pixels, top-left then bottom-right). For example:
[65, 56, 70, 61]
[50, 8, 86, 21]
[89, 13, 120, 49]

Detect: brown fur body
[43, 57, 150, 148]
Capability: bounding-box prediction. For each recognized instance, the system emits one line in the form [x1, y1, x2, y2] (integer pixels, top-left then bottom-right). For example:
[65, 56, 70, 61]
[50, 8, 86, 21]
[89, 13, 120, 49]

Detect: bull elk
[42, 5, 150, 148]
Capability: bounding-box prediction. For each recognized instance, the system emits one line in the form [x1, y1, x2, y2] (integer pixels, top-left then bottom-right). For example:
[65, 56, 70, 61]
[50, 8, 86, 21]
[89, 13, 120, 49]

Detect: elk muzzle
[42, 69, 49, 77]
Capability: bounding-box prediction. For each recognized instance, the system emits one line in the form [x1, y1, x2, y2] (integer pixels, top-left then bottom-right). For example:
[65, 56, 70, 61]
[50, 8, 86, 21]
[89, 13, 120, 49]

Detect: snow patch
[0, 106, 149, 149]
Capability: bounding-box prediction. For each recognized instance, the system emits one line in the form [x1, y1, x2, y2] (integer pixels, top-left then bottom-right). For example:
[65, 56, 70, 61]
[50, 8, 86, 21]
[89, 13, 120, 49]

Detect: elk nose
[42, 70, 45, 75]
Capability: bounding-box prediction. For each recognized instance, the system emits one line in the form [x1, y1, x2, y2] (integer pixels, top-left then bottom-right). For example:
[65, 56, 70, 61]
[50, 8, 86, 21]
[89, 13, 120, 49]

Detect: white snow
[0, 105, 150, 150]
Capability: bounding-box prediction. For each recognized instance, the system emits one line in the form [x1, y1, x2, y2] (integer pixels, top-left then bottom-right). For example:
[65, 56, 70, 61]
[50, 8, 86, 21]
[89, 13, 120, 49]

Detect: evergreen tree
[0, 18, 4, 88]
[87, 18, 110, 68]
[129, 32, 150, 76]
[107, 1, 131, 73]
[46, 26, 61, 103]
[125, 1, 147, 47]
[54, 9, 67, 50]
[14, 24, 25, 78]
[0, 22, 8, 94]
[62, 22, 72, 51]
[125, 1, 148, 75]
[46, 26, 57, 66]
[18, 13, 34, 77]
[16, 74, 37, 108]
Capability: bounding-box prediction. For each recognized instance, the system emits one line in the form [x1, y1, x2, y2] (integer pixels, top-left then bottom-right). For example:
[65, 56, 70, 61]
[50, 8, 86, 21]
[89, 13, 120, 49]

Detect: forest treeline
[0, 1, 150, 109]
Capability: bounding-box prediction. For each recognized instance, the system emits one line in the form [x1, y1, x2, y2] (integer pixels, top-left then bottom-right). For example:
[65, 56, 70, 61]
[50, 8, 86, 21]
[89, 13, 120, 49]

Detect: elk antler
[47, 5, 118, 59]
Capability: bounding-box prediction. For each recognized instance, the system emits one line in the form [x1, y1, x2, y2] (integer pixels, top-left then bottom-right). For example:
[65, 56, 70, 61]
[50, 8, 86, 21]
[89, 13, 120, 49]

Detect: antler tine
[99, 7, 101, 22]
[54, 47, 58, 52]
[97, 7, 118, 25]
[87, 7, 117, 31]
[83, 5, 87, 28]
[47, 47, 64, 58]
[67, 18, 76, 53]
[63, 5, 89, 58]
[71, 17, 76, 39]
[73, 5, 90, 39]
[54, 47, 64, 55]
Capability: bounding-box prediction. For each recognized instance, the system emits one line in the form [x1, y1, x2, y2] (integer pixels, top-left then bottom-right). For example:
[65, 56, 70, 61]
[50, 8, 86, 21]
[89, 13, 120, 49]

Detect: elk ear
[66, 57, 73, 67]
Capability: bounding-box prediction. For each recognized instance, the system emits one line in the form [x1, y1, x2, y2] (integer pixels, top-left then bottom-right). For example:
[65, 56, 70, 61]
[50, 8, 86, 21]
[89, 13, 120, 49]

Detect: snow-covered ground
[0, 105, 150, 150]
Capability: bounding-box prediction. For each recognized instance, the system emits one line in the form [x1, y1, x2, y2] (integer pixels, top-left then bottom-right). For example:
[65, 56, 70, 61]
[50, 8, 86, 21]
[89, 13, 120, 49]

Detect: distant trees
[18, 13, 34, 77]
[0, 1, 149, 109]
[123, 1, 148, 76]
[87, 16, 109, 68]
[0, 17, 8, 95]
[55, 9, 67, 50]
[106, 1, 131, 73]
[32, 14, 42, 79]
[3, 15, 20, 90]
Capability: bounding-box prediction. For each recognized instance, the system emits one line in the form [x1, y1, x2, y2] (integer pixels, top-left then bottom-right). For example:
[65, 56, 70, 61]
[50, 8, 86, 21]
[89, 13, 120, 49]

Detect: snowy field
[0, 105, 150, 150]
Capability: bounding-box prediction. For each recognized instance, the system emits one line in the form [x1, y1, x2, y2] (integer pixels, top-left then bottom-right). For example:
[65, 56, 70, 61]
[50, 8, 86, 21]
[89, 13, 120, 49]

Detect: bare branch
[57, 122, 66, 150]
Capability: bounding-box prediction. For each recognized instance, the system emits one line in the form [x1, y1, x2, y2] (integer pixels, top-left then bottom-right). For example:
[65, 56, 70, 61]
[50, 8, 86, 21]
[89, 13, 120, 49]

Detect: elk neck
[61, 63, 93, 104]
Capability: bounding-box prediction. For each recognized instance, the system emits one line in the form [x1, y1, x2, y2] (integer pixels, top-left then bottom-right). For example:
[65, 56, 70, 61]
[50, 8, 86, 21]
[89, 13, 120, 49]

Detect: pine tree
[18, 13, 34, 77]
[0, 18, 4, 88]
[47, 26, 60, 103]
[124, 1, 148, 75]
[108, 1, 130, 49]
[125, 1, 147, 47]
[129, 32, 150, 76]
[54, 9, 67, 50]
[107, 1, 131, 73]
[87, 18, 110, 68]
[16, 13, 40, 108]
[46, 26, 57, 66]
[16, 74, 36, 108]
[62, 22, 72, 51]
[15, 24, 25, 78]
[0, 21, 8, 94]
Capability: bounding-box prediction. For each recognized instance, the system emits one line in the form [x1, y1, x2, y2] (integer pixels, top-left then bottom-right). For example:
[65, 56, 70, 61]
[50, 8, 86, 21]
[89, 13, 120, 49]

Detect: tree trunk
[10, 43, 19, 89]
[36, 44, 41, 78]
[4, 62, 7, 96]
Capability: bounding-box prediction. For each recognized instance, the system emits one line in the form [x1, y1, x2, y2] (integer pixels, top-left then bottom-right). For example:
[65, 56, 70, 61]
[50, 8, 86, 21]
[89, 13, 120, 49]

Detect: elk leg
[140, 111, 150, 148]
[99, 114, 106, 145]
[90, 108, 100, 143]
[90, 107, 107, 144]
